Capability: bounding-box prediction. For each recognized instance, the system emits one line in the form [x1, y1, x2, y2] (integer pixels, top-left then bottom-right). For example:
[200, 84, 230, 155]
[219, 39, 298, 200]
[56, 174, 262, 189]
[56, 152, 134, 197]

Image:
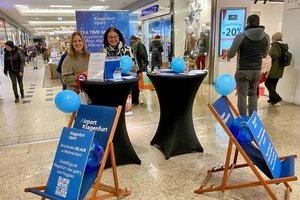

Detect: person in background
[102, 27, 140, 105]
[62, 31, 89, 93]
[4, 41, 25, 103]
[18, 45, 26, 67]
[27, 41, 38, 69]
[227, 14, 270, 116]
[265, 32, 289, 105]
[130, 35, 148, 72]
[149, 35, 164, 71]
[56, 47, 68, 90]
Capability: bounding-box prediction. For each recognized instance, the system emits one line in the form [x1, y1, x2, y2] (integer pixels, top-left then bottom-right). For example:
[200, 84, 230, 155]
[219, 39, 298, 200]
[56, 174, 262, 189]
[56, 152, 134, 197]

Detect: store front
[130, 0, 172, 67]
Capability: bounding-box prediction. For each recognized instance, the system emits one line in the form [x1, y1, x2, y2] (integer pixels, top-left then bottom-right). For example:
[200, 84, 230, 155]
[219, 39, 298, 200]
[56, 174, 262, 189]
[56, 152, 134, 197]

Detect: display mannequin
[194, 22, 210, 70]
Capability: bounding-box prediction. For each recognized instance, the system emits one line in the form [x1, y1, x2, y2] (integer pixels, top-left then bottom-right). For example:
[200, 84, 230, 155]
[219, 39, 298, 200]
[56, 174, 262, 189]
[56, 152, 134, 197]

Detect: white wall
[277, 2, 300, 104]
[251, 3, 284, 36]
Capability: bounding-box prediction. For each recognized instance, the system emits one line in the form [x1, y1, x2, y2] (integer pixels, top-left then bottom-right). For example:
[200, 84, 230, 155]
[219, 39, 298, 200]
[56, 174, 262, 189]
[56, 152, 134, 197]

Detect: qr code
[55, 176, 70, 198]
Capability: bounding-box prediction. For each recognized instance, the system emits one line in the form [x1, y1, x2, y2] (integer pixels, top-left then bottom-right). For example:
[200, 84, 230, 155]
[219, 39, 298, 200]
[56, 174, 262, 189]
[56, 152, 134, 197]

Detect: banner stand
[25, 105, 131, 200]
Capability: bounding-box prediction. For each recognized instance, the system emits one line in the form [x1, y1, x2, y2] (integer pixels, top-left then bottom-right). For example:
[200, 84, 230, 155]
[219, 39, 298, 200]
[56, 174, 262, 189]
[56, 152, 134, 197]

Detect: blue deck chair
[194, 96, 297, 200]
[25, 105, 131, 200]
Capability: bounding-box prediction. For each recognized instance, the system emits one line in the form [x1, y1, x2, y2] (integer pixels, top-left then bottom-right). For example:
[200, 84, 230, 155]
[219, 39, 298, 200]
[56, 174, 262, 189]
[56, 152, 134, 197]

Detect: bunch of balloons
[214, 74, 236, 96]
[85, 139, 104, 174]
[54, 90, 81, 113]
[171, 57, 185, 73]
[229, 116, 254, 143]
[120, 55, 133, 74]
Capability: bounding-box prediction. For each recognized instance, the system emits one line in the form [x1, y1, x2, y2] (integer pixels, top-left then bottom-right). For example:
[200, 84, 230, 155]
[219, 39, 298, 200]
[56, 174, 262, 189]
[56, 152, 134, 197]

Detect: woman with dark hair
[102, 27, 134, 58]
[62, 31, 90, 93]
[4, 41, 25, 103]
[102, 27, 141, 105]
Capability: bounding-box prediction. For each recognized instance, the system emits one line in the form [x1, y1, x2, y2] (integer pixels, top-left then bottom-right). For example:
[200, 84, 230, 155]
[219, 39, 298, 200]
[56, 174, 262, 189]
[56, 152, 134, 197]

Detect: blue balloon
[171, 57, 185, 73]
[214, 74, 236, 96]
[120, 55, 133, 74]
[54, 90, 81, 113]
[229, 116, 254, 143]
[85, 140, 104, 174]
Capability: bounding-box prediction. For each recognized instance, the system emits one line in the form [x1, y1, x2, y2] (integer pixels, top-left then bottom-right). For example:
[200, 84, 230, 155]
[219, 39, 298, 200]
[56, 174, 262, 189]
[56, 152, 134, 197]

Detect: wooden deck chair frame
[25, 105, 131, 200]
[194, 97, 297, 200]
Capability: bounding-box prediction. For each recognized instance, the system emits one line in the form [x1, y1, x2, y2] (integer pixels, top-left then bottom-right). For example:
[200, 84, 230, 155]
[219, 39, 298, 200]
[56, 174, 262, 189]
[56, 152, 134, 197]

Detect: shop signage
[246, 111, 281, 179]
[141, 5, 159, 17]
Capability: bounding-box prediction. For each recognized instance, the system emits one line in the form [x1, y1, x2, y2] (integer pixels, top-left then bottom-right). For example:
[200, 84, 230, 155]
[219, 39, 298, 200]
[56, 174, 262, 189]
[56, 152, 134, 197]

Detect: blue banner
[76, 11, 129, 53]
[247, 112, 281, 178]
[45, 127, 95, 200]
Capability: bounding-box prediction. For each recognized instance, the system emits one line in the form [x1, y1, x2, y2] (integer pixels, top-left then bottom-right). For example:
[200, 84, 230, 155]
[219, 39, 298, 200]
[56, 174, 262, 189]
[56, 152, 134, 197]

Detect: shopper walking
[27, 42, 38, 69]
[4, 41, 25, 103]
[265, 32, 288, 105]
[62, 31, 89, 93]
[149, 35, 164, 71]
[227, 14, 270, 116]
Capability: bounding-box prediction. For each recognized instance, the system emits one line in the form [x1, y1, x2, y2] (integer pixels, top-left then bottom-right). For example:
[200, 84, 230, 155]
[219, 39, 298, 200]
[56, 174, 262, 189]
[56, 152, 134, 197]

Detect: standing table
[80, 78, 141, 166]
[148, 71, 207, 159]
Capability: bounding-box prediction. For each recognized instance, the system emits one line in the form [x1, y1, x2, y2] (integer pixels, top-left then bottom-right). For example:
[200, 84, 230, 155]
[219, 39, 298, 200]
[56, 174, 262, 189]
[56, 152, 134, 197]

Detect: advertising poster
[45, 127, 94, 200]
[76, 11, 129, 53]
[219, 9, 246, 55]
[247, 111, 281, 179]
[73, 105, 117, 199]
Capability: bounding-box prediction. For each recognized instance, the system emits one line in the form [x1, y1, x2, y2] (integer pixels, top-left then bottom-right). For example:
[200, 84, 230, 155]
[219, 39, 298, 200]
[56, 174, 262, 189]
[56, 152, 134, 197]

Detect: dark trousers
[131, 71, 141, 104]
[9, 71, 24, 98]
[265, 77, 281, 101]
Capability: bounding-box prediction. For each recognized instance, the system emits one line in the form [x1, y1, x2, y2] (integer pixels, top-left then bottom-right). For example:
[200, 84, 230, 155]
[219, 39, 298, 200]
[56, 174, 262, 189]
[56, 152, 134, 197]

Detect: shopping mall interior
[0, 0, 299, 199]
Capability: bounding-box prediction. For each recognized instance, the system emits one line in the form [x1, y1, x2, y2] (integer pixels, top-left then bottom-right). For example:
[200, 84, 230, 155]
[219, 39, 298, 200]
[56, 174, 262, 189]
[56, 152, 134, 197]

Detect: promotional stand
[194, 96, 297, 200]
[25, 105, 131, 200]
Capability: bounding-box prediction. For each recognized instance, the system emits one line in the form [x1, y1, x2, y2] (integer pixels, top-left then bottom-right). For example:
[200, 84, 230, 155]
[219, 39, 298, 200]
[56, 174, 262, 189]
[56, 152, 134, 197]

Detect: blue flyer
[76, 11, 129, 53]
[45, 127, 95, 200]
[247, 112, 281, 178]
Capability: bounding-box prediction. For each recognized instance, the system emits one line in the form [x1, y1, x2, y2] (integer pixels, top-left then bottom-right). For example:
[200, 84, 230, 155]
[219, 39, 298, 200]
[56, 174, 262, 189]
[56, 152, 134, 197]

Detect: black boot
[15, 97, 20, 103]
[21, 91, 25, 98]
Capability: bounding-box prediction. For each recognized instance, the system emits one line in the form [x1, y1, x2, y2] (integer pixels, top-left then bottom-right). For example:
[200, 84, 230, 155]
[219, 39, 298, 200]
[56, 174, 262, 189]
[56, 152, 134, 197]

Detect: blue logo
[141, 5, 159, 17]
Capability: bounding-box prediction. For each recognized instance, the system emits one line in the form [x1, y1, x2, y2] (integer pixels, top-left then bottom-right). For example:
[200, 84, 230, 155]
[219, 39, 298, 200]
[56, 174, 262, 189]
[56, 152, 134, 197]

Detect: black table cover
[80, 78, 141, 167]
[148, 71, 207, 159]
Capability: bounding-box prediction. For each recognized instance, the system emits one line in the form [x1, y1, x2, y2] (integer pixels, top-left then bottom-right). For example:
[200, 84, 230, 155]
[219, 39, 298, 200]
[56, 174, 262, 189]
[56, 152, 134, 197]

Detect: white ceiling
[0, 0, 139, 35]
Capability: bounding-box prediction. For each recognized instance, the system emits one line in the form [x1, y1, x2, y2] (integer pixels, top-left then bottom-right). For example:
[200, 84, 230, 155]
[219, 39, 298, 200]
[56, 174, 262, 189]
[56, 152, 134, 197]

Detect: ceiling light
[57, 17, 63, 21]
[28, 21, 76, 25]
[89, 6, 109, 10]
[49, 5, 73, 8]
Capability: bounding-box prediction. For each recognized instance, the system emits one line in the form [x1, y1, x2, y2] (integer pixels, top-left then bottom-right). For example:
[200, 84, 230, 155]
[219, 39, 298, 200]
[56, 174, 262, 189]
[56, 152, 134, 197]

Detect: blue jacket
[228, 25, 270, 70]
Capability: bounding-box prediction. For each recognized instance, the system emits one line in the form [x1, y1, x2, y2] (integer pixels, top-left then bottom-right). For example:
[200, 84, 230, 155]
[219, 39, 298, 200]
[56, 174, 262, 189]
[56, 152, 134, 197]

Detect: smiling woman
[62, 31, 90, 93]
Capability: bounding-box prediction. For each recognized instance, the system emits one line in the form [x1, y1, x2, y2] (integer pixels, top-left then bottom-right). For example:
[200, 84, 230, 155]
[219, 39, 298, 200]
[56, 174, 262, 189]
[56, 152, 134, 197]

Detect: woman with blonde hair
[62, 31, 90, 93]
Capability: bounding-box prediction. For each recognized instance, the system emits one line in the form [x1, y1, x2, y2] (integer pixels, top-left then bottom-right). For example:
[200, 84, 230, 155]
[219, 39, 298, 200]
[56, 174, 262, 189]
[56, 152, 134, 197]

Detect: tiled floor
[0, 57, 299, 199]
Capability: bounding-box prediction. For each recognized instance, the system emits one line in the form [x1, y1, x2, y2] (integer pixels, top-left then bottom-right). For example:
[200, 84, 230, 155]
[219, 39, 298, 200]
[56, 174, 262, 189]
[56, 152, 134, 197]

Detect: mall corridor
[0, 57, 299, 199]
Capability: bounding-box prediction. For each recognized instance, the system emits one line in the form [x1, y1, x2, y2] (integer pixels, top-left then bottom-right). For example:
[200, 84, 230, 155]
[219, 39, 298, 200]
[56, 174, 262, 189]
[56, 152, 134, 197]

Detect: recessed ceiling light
[49, 5, 73, 8]
[35, 18, 39, 20]
[57, 17, 63, 21]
